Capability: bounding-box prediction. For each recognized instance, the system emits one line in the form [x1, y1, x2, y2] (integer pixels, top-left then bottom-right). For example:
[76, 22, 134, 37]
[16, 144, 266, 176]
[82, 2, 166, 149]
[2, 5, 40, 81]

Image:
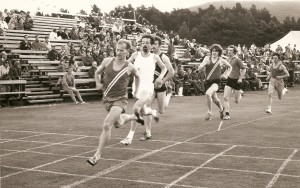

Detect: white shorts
[132, 80, 154, 99]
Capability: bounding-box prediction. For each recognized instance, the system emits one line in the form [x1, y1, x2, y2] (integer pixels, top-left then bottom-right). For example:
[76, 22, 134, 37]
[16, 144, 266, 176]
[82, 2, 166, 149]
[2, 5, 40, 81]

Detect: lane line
[265, 149, 298, 188]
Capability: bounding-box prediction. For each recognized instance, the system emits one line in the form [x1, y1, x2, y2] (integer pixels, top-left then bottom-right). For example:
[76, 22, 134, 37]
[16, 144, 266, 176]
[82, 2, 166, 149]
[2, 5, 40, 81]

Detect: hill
[189, 0, 300, 22]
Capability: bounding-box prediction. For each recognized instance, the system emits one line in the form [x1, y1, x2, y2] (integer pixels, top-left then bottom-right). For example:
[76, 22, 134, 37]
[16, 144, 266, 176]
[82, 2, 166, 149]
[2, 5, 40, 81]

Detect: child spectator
[62, 63, 85, 104]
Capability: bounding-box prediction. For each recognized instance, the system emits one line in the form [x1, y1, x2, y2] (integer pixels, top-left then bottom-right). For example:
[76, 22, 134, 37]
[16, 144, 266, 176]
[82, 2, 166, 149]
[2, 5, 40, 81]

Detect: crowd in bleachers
[0, 9, 33, 34]
[1, 9, 300, 103]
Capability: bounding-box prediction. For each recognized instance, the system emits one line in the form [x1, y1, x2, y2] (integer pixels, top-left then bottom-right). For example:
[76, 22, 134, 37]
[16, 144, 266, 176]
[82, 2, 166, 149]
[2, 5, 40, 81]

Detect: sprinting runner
[198, 44, 232, 120]
[140, 36, 174, 141]
[120, 35, 167, 145]
[87, 39, 142, 166]
[223, 45, 246, 120]
[266, 53, 290, 114]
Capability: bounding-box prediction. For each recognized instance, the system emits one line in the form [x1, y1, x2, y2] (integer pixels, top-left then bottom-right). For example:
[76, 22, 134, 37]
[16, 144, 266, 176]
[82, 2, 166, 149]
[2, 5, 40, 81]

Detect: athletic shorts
[154, 83, 167, 93]
[226, 77, 242, 90]
[205, 79, 221, 90]
[269, 78, 284, 93]
[103, 97, 128, 113]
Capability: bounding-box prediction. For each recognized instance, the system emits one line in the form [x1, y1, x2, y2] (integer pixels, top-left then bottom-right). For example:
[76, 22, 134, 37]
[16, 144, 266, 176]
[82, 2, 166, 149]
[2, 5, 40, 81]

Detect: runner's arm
[161, 54, 175, 84]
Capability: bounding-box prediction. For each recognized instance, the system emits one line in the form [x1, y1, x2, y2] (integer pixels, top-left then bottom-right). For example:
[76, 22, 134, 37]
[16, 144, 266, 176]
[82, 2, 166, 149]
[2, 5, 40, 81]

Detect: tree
[91, 4, 101, 14]
[80, 9, 87, 15]
[178, 21, 190, 38]
[60, 8, 68, 13]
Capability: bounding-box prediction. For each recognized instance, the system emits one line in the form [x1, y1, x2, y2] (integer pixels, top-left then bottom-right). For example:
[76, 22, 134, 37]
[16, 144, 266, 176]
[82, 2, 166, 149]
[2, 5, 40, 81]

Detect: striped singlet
[102, 58, 129, 100]
[270, 63, 285, 79]
[205, 57, 221, 81]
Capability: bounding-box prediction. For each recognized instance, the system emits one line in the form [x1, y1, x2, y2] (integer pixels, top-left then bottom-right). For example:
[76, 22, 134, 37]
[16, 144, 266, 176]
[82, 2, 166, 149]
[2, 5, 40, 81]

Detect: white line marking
[164, 145, 236, 188]
[265, 149, 298, 188]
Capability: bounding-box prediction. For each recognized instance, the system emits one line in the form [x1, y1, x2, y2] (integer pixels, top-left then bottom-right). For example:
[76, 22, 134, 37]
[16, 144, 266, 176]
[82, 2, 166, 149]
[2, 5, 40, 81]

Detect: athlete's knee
[102, 121, 112, 132]
[224, 96, 229, 101]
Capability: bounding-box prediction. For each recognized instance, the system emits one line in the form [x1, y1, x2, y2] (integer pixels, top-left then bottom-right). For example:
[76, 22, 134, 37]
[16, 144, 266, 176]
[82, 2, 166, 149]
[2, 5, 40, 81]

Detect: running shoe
[87, 155, 100, 166]
[120, 138, 132, 145]
[205, 113, 212, 121]
[152, 109, 160, 123]
[282, 88, 289, 96]
[134, 112, 144, 125]
[266, 109, 272, 114]
[223, 115, 231, 120]
[140, 132, 152, 141]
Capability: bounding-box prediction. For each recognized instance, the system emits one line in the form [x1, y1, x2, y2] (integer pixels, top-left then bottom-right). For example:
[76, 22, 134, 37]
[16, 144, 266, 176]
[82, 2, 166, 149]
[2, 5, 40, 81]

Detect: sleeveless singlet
[270, 63, 284, 79]
[103, 58, 129, 100]
[205, 57, 221, 81]
[154, 53, 168, 81]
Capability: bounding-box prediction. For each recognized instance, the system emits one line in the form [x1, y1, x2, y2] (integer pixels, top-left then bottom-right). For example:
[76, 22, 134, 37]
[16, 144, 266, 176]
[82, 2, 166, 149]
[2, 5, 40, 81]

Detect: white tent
[270, 31, 300, 51]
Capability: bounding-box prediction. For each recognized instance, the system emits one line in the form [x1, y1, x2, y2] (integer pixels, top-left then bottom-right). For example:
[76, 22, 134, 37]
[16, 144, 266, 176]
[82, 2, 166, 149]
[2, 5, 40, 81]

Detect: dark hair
[154, 36, 162, 46]
[272, 52, 281, 58]
[227, 45, 238, 54]
[210, 44, 223, 56]
[141, 34, 155, 45]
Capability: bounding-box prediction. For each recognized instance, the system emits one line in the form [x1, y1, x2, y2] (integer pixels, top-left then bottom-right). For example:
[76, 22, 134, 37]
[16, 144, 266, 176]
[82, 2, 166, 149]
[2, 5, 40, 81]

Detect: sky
[2, 0, 296, 15]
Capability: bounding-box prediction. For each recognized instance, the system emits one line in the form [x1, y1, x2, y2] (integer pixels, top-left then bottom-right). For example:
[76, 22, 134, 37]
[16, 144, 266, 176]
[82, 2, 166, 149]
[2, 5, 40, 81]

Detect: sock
[126, 130, 135, 140]
[145, 130, 151, 137]
[226, 112, 230, 116]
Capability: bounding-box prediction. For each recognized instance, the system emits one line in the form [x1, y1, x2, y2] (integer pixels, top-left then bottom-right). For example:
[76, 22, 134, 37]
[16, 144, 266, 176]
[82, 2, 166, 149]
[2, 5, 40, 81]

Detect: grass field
[0, 87, 300, 188]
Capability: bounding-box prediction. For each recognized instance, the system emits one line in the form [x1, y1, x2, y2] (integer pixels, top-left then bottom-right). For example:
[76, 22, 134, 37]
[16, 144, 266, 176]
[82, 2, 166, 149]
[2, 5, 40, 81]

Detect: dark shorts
[103, 97, 128, 113]
[154, 83, 167, 93]
[205, 79, 221, 90]
[226, 77, 242, 90]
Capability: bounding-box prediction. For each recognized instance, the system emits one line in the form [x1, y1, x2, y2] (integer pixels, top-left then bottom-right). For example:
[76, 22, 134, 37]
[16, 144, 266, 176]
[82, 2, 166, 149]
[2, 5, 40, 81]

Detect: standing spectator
[82, 49, 94, 66]
[9, 60, 22, 91]
[286, 58, 296, 87]
[62, 64, 85, 104]
[19, 35, 32, 50]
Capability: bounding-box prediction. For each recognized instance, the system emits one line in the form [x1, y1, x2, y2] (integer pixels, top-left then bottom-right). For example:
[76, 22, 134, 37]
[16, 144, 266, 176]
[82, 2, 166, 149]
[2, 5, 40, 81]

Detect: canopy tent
[270, 31, 300, 51]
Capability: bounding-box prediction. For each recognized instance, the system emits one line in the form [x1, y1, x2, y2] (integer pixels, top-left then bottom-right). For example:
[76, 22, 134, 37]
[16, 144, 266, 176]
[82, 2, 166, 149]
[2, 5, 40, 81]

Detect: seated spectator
[0, 16, 8, 35]
[188, 67, 205, 95]
[62, 63, 85, 104]
[68, 28, 79, 40]
[4, 12, 12, 24]
[59, 45, 70, 59]
[43, 37, 52, 50]
[57, 27, 63, 38]
[112, 22, 122, 36]
[81, 34, 89, 48]
[48, 46, 61, 61]
[23, 12, 33, 31]
[82, 49, 94, 66]
[77, 26, 84, 39]
[57, 56, 69, 72]
[69, 43, 76, 56]
[49, 29, 60, 40]
[92, 49, 103, 65]
[76, 45, 86, 56]
[88, 61, 97, 78]
[19, 35, 32, 50]
[182, 48, 192, 59]
[173, 35, 180, 45]
[0, 52, 8, 66]
[61, 28, 69, 40]
[31, 35, 48, 51]
[245, 63, 262, 90]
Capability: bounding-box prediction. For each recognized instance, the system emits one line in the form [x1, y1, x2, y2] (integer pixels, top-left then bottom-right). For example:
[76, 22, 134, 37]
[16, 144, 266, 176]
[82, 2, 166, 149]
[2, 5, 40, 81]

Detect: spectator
[76, 45, 86, 56]
[44, 37, 52, 50]
[68, 27, 79, 40]
[69, 43, 76, 56]
[286, 58, 296, 87]
[88, 61, 97, 78]
[62, 63, 85, 104]
[31, 35, 48, 51]
[61, 28, 69, 40]
[188, 67, 205, 95]
[4, 12, 12, 24]
[112, 22, 122, 36]
[0, 16, 8, 35]
[0, 60, 11, 93]
[0, 52, 8, 66]
[82, 49, 94, 66]
[23, 12, 33, 30]
[57, 56, 69, 72]
[19, 35, 32, 50]
[182, 48, 192, 59]
[59, 45, 70, 59]
[49, 29, 59, 40]
[57, 27, 63, 38]
[9, 60, 22, 91]
[48, 45, 61, 61]
[173, 35, 180, 45]
[0, 59, 10, 79]
[77, 26, 84, 39]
